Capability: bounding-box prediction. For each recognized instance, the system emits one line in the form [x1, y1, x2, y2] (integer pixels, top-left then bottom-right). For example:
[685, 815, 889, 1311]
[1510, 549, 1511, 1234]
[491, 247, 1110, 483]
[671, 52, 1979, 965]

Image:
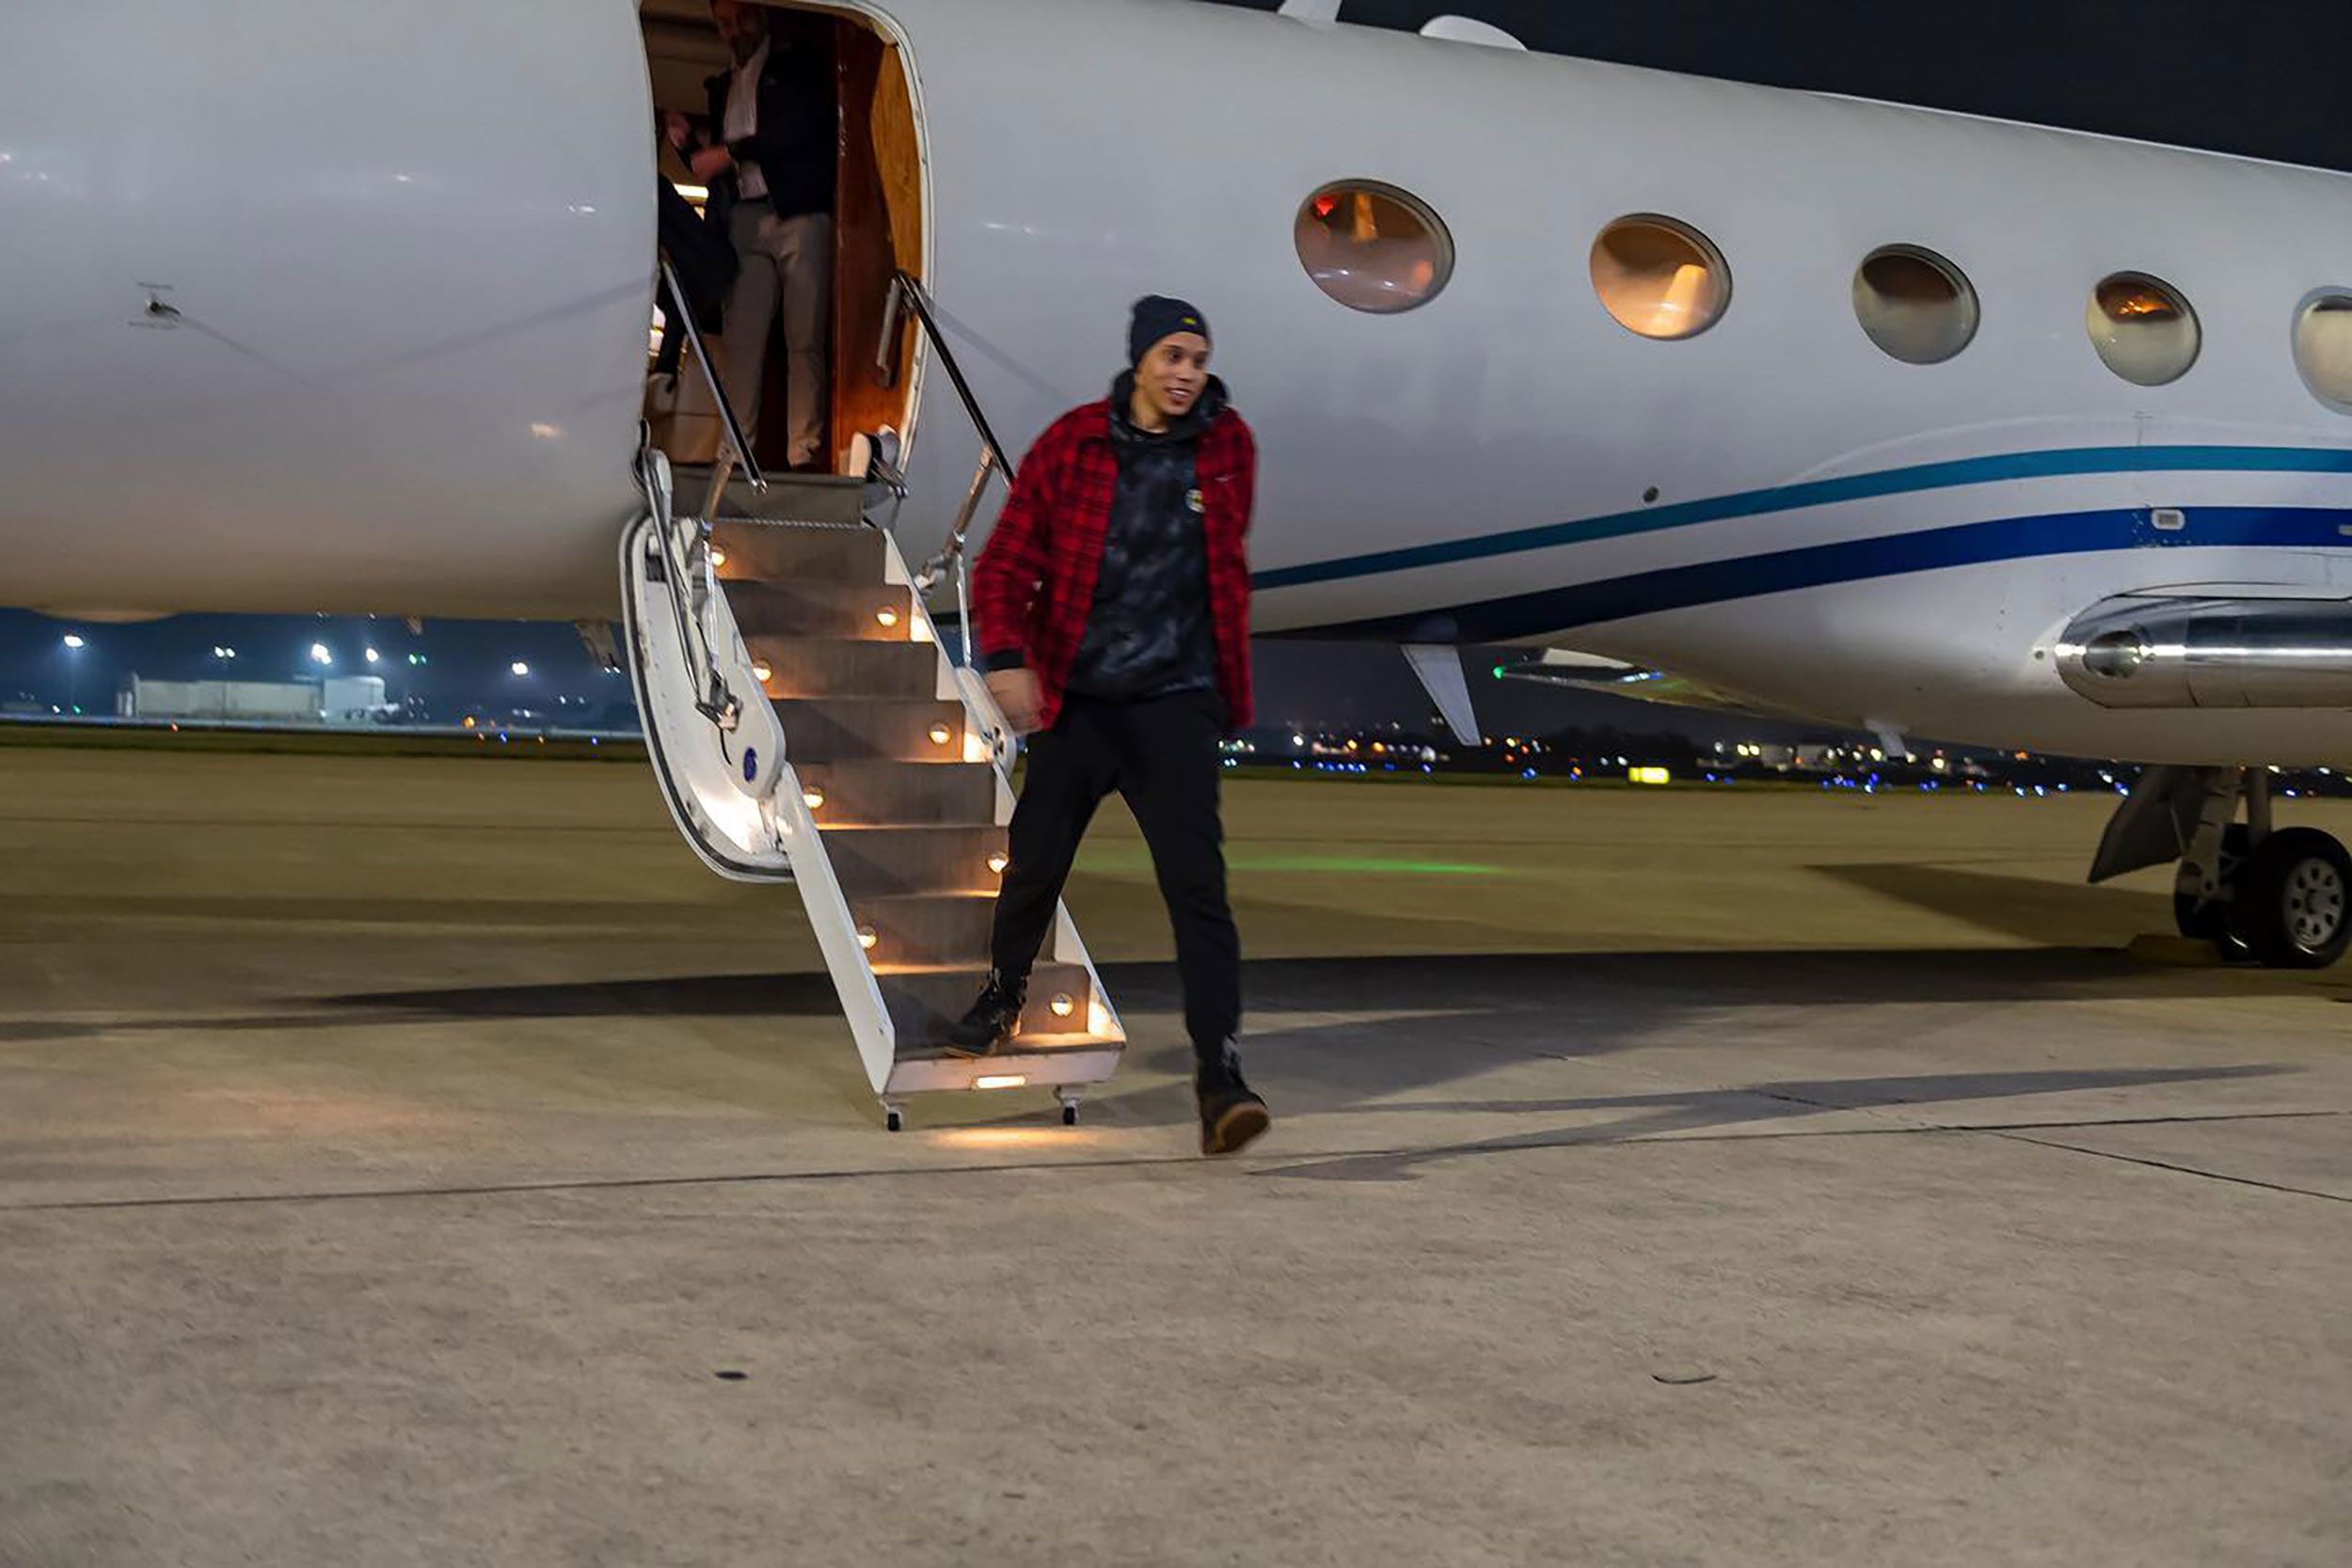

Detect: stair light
[803, 786, 826, 810]
[1050, 994, 1075, 1018]
[874, 606, 900, 628]
[986, 851, 1009, 875]
[708, 546, 728, 569]
[929, 723, 953, 746]
[857, 926, 878, 951]
[973, 1074, 1027, 1091]
[751, 660, 772, 683]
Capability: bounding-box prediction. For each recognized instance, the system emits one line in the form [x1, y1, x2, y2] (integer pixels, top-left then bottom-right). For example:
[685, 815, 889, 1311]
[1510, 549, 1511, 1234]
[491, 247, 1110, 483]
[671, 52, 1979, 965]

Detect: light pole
[60, 634, 85, 713]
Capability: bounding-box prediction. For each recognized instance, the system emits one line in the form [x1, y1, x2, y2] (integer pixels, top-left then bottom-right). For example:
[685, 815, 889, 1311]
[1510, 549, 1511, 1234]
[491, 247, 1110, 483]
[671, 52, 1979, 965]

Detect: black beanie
[1129, 295, 1211, 366]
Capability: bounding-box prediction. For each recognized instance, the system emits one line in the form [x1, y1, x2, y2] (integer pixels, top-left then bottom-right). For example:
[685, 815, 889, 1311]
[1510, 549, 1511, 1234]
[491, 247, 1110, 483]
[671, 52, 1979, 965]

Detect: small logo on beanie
[1187, 488, 1205, 513]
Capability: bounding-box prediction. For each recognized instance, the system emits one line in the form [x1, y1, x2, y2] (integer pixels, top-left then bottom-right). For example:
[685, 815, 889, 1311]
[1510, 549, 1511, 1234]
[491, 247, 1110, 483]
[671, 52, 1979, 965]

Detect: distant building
[118, 675, 391, 727]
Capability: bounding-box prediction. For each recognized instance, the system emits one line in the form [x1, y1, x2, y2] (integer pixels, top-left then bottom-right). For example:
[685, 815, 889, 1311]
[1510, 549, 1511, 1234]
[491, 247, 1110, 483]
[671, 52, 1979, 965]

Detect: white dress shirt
[722, 38, 771, 201]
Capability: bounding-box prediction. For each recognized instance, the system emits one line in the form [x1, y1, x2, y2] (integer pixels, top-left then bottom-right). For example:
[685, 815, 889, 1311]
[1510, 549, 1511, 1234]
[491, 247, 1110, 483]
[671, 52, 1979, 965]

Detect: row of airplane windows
[1293, 180, 2352, 411]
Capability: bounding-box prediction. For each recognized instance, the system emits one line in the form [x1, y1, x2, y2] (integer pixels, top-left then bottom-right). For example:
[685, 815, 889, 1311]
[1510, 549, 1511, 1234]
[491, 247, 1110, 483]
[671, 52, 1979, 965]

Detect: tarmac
[1, 744, 2346, 1567]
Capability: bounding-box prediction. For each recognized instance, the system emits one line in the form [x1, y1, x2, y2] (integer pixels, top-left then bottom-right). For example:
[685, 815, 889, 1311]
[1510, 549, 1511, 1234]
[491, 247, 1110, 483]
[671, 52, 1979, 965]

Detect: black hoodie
[1063, 372, 1231, 703]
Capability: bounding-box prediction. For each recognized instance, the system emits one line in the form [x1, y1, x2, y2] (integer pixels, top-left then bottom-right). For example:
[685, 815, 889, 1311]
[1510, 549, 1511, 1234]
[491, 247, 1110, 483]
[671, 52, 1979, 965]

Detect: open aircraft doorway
[640, 0, 928, 478]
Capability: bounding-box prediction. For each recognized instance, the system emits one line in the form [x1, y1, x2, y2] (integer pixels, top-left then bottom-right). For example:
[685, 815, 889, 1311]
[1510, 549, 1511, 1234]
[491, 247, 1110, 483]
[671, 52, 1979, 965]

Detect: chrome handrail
[660, 256, 765, 496]
[878, 271, 1014, 669]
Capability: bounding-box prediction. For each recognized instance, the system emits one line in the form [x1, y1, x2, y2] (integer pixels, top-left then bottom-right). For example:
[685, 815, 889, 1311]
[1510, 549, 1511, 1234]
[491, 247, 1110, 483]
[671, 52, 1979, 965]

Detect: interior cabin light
[974, 1074, 1028, 1090]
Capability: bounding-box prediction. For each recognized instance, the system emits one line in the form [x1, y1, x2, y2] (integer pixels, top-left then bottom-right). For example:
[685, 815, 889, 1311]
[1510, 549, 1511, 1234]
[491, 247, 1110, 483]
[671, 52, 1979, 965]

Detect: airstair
[619, 266, 1123, 1131]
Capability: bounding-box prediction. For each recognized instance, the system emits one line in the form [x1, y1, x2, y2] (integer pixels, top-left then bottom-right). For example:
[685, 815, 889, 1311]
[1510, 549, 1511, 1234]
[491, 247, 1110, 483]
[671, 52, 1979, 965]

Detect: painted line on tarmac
[1, 1108, 2342, 1214]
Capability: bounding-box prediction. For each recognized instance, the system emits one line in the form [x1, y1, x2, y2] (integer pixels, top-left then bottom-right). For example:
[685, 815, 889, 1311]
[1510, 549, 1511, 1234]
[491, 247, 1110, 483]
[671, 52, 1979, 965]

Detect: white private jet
[7, 0, 2349, 1123]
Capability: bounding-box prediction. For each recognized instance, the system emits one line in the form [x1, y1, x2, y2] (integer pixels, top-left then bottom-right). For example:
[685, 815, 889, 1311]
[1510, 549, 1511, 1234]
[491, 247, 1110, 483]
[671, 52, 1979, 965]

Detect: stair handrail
[660, 256, 765, 499]
[878, 271, 1014, 669]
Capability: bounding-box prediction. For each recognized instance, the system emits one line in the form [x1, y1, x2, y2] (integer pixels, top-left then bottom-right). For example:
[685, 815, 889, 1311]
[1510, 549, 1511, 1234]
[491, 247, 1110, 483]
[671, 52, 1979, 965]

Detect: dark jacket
[702, 30, 835, 229]
[1064, 372, 1224, 702]
[974, 378, 1257, 735]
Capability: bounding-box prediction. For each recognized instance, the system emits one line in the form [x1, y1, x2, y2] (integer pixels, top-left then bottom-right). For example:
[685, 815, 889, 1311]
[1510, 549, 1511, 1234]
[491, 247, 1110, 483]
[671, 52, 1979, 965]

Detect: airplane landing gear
[2110, 765, 2350, 969]
[2233, 826, 2351, 969]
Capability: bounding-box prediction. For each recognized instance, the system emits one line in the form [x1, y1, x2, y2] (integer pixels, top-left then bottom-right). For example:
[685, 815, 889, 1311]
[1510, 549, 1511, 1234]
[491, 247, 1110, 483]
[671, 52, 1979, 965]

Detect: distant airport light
[406, 654, 427, 666]
[1629, 766, 1673, 786]
[973, 1074, 1028, 1091]
[212, 645, 236, 660]
[309, 643, 332, 666]
[364, 647, 380, 665]
[60, 634, 85, 649]
[510, 661, 531, 677]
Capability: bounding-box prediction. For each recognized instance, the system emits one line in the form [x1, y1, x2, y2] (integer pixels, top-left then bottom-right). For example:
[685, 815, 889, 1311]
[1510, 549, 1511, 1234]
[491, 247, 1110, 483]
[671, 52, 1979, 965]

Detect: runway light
[929, 723, 953, 745]
[1629, 766, 1673, 786]
[875, 607, 900, 628]
[212, 645, 237, 660]
[986, 851, 1009, 875]
[309, 642, 332, 665]
[856, 926, 878, 951]
[803, 786, 825, 810]
[973, 1074, 1028, 1090]
[510, 661, 530, 677]
[364, 647, 380, 665]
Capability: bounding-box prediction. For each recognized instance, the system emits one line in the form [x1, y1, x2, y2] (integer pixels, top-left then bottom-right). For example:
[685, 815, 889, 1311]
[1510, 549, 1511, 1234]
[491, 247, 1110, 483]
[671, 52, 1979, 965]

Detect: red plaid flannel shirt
[972, 398, 1256, 734]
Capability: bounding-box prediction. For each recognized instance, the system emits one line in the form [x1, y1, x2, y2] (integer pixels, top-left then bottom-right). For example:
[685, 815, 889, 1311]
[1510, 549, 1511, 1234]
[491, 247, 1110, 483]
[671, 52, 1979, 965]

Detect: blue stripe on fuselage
[1251, 444, 2352, 594]
[1295, 504, 2352, 642]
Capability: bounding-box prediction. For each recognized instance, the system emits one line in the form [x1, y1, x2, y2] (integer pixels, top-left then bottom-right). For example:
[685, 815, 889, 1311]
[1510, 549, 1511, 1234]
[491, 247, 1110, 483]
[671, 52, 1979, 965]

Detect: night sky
[8, 1, 2343, 739]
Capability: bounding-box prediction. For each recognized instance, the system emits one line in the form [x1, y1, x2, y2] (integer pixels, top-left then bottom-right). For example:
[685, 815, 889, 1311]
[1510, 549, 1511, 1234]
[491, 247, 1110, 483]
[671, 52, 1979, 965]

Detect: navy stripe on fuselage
[1296, 505, 2352, 642]
[1251, 444, 2352, 593]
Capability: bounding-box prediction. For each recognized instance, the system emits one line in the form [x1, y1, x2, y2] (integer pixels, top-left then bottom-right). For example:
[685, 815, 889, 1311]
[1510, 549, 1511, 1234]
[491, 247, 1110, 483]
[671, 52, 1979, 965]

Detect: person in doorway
[950, 297, 1269, 1157]
[695, 0, 835, 471]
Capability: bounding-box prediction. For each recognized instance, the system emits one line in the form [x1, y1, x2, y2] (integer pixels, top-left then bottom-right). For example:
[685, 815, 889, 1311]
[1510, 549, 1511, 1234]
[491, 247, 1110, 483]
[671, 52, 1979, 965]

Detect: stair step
[824, 823, 1008, 897]
[794, 760, 997, 827]
[750, 637, 941, 700]
[707, 519, 888, 581]
[676, 467, 869, 528]
[876, 962, 1102, 1049]
[723, 579, 920, 642]
[847, 891, 997, 969]
[770, 697, 967, 763]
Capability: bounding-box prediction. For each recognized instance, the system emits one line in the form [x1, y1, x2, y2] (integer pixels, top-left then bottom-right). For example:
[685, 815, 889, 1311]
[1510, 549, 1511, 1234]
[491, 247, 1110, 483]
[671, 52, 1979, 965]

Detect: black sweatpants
[990, 689, 1240, 1063]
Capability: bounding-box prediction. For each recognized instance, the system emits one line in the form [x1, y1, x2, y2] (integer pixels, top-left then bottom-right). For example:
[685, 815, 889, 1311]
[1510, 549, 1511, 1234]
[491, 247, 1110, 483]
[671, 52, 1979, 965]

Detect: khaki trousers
[723, 203, 833, 469]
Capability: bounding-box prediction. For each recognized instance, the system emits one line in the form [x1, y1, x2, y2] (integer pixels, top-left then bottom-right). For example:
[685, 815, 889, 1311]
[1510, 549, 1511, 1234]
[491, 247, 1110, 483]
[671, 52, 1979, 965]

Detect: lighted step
[792, 760, 997, 827]
[765, 697, 966, 763]
[706, 517, 887, 581]
[824, 823, 1009, 897]
[723, 579, 919, 642]
[848, 891, 997, 969]
[876, 962, 1102, 1047]
[748, 637, 940, 700]
[678, 467, 868, 529]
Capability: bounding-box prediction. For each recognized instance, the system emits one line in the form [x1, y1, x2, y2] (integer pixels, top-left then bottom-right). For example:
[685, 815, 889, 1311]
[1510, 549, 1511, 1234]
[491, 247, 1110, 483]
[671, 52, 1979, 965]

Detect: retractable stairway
[619, 445, 1127, 1132]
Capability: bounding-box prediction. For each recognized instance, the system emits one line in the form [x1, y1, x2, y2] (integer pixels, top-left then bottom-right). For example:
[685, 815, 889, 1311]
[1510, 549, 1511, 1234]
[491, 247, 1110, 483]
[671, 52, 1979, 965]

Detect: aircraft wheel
[2173, 824, 2249, 954]
[2232, 827, 2352, 969]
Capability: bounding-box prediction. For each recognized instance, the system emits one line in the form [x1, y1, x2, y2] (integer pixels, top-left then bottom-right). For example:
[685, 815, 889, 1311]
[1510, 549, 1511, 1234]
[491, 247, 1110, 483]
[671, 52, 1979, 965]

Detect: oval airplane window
[1590, 215, 1730, 341]
[1852, 245, 1979, 364]
[2292, 291, 2352, 411]
[1294, 182, 1454, 313]
[2087, 271, 2200, 386]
